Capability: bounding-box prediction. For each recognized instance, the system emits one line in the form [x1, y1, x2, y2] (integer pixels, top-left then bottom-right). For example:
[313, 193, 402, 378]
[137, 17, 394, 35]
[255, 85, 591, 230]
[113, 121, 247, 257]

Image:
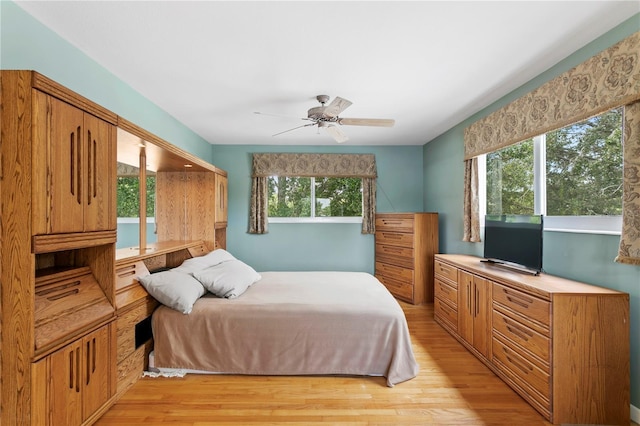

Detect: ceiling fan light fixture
[260, 94, 394, 143]
[316, 94, 330, 105]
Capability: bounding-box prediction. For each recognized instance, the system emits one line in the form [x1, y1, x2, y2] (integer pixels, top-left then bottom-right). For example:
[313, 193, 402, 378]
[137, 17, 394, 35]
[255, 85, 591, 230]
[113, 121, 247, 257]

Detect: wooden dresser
[374, 213, 438, 304]
[434, 254, 630, 425]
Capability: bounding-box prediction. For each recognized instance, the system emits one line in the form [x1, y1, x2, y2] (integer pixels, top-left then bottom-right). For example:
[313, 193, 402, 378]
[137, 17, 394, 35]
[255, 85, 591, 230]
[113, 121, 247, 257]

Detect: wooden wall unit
[374, 213, 438, 304]
[1, 71, 118, 426]
[2, 70, 228, 425]
[116, 118, 228, 253]
[434, 254, 630, 425]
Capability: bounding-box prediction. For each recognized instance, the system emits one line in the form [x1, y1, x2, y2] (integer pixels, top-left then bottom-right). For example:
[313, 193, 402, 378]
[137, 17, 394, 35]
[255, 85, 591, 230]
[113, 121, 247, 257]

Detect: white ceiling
[15, 1, 640, 146]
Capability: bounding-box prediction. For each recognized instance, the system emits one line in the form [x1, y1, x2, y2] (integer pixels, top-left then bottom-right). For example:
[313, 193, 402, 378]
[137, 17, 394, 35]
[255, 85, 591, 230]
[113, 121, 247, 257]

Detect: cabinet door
[215, 173, 228, 224]
[458, 271, 474, 345]
[458, 271, 490, 358]
[33, 92, 85, 234]
[83, 113, 115, 232]
[49, 340, 83, 426]
[32, 92, 115, 234]
[472, 275, 490, 358]
[82, 325, 111, 420]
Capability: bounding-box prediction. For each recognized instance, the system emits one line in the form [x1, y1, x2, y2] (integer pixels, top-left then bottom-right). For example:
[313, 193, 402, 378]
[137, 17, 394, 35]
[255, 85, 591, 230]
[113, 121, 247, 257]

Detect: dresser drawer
[492, 283, 550, 328]
[375, 262, 413, 282]
[434, 259, 457, 282]
[493, 335, 551, 402]
[376, 231, 414, 248]
[376, 244, 414, 269]
[376, 274, 414, 301]
[376, 215, 414, 233]
[492, 309, 550, 366]
[434, 297, 457, 331]
[435, 277, 457, 307]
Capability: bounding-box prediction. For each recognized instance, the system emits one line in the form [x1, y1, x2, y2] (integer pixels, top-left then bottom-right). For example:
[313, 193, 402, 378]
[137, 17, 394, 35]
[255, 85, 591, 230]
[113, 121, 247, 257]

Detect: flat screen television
[483, 214, 543, 274]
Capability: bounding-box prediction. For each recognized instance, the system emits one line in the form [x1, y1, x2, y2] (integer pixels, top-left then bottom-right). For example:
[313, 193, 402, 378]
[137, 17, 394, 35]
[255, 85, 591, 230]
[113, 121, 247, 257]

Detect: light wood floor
[95, 302, 629, 425]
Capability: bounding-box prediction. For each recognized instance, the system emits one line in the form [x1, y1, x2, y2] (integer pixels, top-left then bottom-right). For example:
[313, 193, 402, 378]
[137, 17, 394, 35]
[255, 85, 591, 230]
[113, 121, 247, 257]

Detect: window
[267, 176, 363, 223]
[482, 107, 623, 233]
[116, 176, 156, 218]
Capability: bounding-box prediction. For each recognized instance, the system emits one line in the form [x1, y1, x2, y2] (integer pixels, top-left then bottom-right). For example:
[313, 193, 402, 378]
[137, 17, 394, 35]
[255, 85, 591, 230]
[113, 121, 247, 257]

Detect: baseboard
[632, 403, 639, 424]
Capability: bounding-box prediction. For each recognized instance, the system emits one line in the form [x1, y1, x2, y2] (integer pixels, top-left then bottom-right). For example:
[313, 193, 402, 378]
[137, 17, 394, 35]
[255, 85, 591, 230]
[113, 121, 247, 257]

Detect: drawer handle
[383, 247, 404, 254]
[505, 323, 532, 341]
[503, 349, 533, 375]
[504, 290, 534, 308]
[438, 283, 451, 295]
[439, 302, 452, 315]
[382, 233, 403, 240]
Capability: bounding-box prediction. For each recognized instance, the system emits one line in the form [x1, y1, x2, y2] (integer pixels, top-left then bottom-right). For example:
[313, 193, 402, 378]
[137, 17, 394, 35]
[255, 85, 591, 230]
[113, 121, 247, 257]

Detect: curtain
[461, 31, 640, 264]
[248, 176, 268, 234]
[464, 31, 640, 160]
[248, 153, 378, 234]
[462, 158, 481, 242]
[617, 100, 640, 265]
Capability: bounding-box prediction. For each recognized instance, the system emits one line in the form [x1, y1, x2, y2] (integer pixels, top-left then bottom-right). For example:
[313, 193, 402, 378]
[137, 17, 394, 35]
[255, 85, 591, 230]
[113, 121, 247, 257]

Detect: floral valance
[251, 153, 377, 178]
[464, 31, 640, 160]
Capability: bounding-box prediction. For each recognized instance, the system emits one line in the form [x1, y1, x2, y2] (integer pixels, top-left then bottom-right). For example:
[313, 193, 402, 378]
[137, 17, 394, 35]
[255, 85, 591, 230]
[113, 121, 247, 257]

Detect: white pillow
[138, 270, 206, 314]
[192, 259, 261, 299]
[172, 249, 236, 274]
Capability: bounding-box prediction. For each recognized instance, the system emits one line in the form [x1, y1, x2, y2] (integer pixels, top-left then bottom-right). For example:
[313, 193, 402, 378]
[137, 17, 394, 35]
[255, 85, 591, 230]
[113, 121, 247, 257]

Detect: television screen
[483, 214, 543, 273]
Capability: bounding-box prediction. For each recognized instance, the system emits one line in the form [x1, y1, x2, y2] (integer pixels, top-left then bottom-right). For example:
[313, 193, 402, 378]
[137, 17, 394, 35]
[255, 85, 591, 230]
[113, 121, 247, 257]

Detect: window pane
[268, 176, 311, 217]
[546, 108, 622, 216]
[486, 139, 535, 215]
[315, 177, 362, 217]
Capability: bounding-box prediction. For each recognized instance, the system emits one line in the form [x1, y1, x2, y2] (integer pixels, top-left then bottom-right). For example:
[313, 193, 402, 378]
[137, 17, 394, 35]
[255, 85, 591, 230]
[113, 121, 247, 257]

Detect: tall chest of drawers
[374, 213, 438, 304]
[433, 254, 630, 425]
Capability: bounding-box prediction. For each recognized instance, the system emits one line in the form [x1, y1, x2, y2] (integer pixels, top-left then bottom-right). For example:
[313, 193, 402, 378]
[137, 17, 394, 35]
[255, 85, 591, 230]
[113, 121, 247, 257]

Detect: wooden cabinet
[32, 90, 116, 235]
[458, 271, 490, 358]
[433, 254, 630, 425]
[33, 324, 114, 426]
[374, 213, 438, 304]
[1, 71, 118, 426]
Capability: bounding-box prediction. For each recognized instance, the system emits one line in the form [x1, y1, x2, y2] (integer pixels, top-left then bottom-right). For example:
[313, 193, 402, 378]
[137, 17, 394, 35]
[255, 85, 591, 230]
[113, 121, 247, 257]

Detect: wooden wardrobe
[0, 70, 228, 425]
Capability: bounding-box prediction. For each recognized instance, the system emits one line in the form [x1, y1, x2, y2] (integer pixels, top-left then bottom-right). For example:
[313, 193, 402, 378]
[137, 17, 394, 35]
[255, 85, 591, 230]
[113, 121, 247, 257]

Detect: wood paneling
[156, 171, 216, 249]
[1, 70, 36, 425]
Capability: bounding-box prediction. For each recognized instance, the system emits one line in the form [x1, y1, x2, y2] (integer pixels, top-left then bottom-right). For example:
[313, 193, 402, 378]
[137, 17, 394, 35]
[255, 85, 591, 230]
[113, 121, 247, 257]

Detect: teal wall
[424, 13, 640, 410]
[210, 144, 424, 273]
[0, 1, 213, 163]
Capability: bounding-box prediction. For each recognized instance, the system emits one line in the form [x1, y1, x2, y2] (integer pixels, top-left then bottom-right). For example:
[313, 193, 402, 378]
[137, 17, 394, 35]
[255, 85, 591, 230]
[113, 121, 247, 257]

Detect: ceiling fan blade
[324, 124, 349, 143]
[272, 122, 316, 137]
[338, 118, 395, 127]
[323, 96, 352, 117]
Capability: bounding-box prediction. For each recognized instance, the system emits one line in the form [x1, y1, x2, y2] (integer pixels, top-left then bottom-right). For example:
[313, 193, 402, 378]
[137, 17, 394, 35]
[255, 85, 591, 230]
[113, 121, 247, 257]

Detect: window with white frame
[267, 176, 363, 223]
[480, 107, 623, 234]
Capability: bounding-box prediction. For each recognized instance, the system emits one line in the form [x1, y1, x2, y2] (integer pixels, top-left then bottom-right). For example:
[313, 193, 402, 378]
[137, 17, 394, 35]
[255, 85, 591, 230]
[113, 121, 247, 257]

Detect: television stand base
[480, 259, 539, 276]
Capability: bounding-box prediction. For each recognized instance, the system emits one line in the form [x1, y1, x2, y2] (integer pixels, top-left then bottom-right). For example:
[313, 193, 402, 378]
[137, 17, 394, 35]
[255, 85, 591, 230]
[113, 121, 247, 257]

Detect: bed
[149, 270, 419, 387]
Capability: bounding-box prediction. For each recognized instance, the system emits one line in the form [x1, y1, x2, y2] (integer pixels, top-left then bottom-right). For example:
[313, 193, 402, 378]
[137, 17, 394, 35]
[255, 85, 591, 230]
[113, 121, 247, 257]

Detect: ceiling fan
[255, 95, 395, 143]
